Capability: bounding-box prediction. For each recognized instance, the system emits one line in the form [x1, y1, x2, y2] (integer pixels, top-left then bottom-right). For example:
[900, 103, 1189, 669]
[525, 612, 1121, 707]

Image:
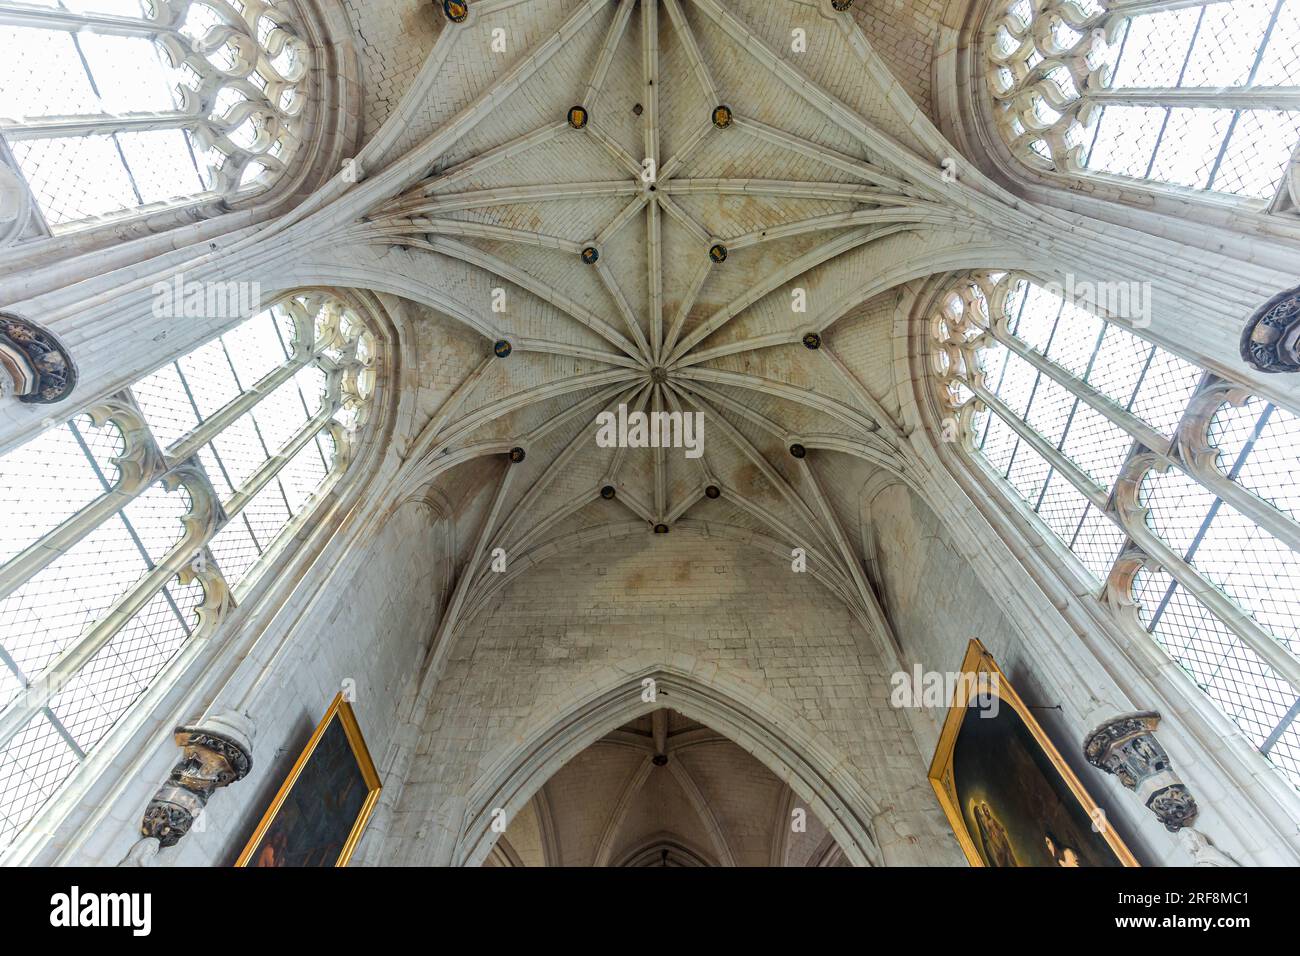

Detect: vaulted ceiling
[297, 0, 1015, 639]
[489, 709, 848, 866]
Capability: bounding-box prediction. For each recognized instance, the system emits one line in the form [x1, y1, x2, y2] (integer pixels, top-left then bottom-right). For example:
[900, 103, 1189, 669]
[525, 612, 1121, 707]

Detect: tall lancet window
[987, 0, 1300, 211]
[0, 0, 312, 232]
[932, 272, 1300, 790]
[0, 293, 377, 854]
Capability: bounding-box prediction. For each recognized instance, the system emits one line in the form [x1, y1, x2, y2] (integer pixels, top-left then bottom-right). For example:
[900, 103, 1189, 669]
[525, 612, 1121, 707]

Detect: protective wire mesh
[0, 298, 361, 851]
[992, 0, 1300, 205]
[0, 0, 311, 230]
[945, 273, 1300, 790]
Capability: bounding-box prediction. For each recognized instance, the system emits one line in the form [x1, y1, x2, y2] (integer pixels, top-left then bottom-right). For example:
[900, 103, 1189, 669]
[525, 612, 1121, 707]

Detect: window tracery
[0, 0, 313, 234]
[0, 292, 376, 852]
[933, 270, 1300, 788]
[986, 0, 1300, 213]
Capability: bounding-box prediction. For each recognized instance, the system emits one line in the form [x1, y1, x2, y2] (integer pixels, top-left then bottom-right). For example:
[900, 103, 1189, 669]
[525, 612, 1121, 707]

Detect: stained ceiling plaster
[286, 0, 1028, 652]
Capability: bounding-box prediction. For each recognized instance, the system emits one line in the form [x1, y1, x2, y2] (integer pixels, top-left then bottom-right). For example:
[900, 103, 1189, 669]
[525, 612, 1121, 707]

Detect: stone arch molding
[453, 660, 886, 868]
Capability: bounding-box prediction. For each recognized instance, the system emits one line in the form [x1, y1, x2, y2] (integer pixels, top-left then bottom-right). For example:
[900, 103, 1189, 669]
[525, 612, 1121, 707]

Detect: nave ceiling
[285, 0, 1027, 643]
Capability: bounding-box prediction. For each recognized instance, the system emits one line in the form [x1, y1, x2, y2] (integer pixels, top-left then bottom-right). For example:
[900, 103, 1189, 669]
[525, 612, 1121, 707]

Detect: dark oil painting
[952, 700, 1121, 867]
[246, 715, 373, 867]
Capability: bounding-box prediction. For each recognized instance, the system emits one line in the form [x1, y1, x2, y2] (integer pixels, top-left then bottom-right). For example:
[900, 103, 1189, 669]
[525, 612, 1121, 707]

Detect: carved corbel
[1084, 711, 1199, 832]
[0, 313, 77, 404]
[1240, 285, 1300, 374]
[138, 711, 255, 850]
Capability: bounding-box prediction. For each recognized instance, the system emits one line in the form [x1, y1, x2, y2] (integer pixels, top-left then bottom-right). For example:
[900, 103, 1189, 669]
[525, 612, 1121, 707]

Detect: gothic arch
[0, 0, 363, 272]
[452, 661, 888, 868]
[612, 835, 716, 868]
[0, 283, 409, 862]
[937, 0, 1300, 245]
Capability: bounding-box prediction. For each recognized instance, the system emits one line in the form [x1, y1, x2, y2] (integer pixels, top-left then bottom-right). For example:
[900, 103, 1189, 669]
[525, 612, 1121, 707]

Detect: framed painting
[236, 693, 382, 867]
[928, 640, 1138, 867]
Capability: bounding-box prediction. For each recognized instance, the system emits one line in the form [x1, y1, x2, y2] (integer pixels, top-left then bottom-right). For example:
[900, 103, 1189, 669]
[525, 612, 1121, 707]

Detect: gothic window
[933, 272, 1300, 789]
[0, 0, 312, 232]
[0, 293, 376, 853]
[986, 0, 1300, 212]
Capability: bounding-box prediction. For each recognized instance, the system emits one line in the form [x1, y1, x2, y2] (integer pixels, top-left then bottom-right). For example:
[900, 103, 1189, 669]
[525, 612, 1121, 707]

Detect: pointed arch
[452, 661, 887, 868]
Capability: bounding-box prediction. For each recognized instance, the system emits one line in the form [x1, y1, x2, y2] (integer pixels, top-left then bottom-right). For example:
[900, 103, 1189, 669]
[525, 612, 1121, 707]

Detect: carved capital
[1240, 285, 1300, 374]
[1084, 711, 1199, 832]
[0, 313, 77, 404]
[140, 712, 254, 848]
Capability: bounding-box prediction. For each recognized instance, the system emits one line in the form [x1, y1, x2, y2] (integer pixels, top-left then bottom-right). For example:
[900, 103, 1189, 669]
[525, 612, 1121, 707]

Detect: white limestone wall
[866, 480, 1028, 753]
[48, 500, 447, 867]
[382, 531, 970, 867]
[340, 0, 443, 140]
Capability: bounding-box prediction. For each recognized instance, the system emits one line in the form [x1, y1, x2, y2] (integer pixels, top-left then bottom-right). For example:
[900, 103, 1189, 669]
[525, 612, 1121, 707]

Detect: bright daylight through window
[0, 294, 374, 850]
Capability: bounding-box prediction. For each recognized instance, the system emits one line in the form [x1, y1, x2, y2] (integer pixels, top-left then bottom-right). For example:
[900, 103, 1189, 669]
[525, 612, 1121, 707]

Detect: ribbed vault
[296, 0, 1012, 657]
[489, 709, 849, 867]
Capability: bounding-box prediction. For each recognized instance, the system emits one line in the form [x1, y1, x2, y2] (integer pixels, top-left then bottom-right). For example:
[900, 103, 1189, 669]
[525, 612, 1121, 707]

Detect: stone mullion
[1167, 376, 1300, 554]
[0, 310, 319, 599]
[1106, 0, 1232, 15]
[0, 461, 224, 752]
[985, 319, 1173, 456]
[163, 294, 325, 473]
[0, 391, 166, 601]
[162, 350, 316, 467]
[1092, 376, 1227, 631]
[2, 111, 200, 141]
[0, 0, 313, 211]
[0, 365, 348, 753]
[945, 275, 1144, 582]
[0, 7, 161, 35]
[217, 395, 338, 523]
[0, 301, 318, 600]
[1088, 88, 1300, 110]
[990, 0, 1300, 220]
[970, 300, 1300, 691]
[1110, 451, 1300, 689]
[967, 382, 1112, 509]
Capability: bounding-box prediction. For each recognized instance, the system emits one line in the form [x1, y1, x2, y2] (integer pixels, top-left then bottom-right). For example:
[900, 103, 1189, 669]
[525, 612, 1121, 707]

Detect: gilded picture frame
[236, 693, 382, 867]
[927, 640, 1138, 867]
